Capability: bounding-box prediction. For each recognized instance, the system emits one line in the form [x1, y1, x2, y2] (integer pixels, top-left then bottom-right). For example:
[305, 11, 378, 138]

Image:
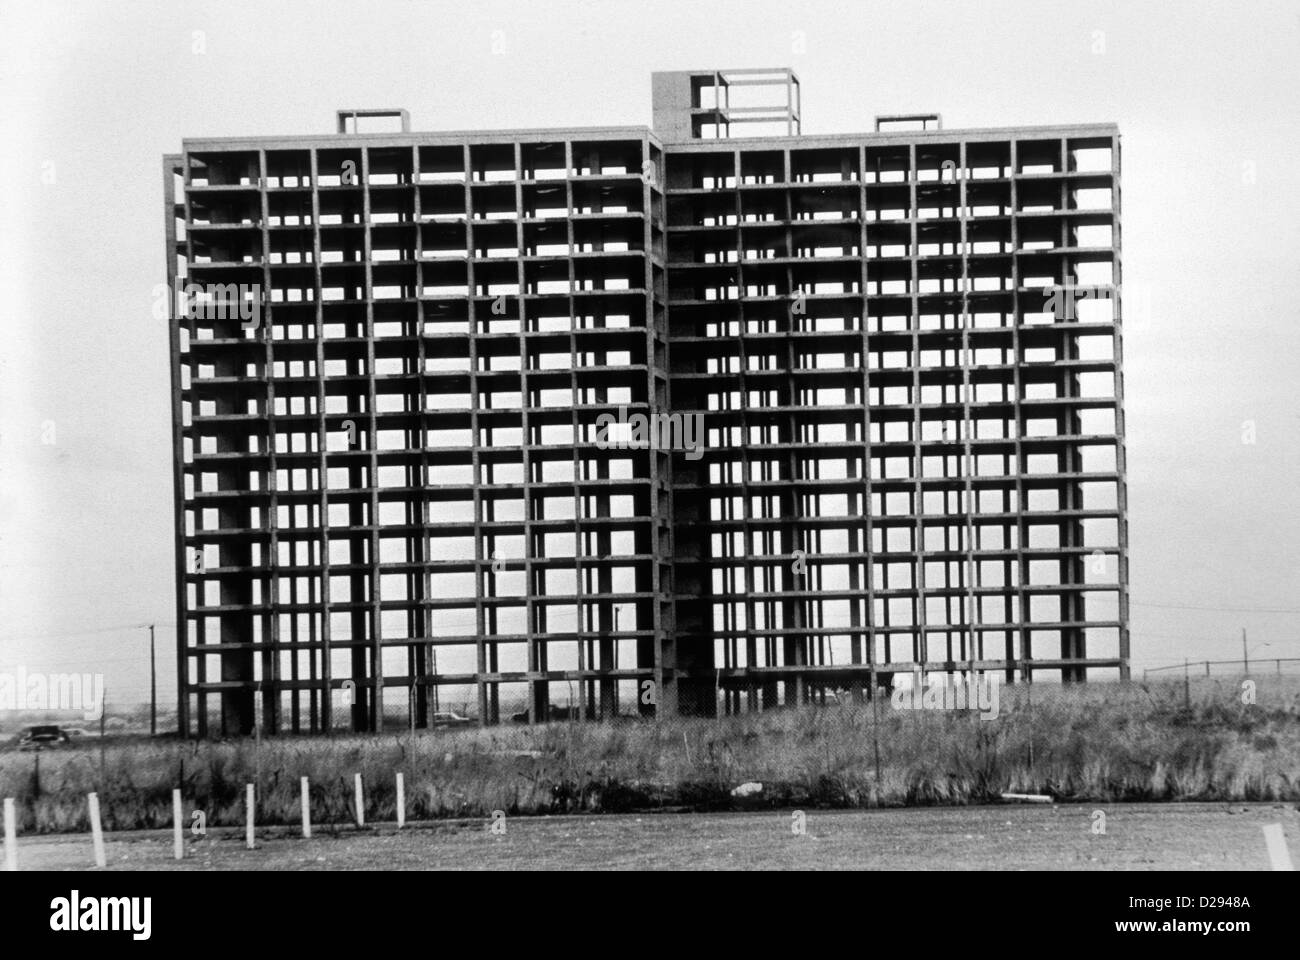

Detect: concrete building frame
[164, 69, 1128, 736]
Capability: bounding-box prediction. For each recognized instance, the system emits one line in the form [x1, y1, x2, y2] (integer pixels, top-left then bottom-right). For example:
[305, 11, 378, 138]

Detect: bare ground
[10, 802, 1299, 871]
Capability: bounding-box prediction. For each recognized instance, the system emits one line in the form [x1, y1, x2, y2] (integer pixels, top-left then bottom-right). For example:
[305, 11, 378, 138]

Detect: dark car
[17, 725, 70, 751]
[509, 707, 572, 723]
[509, 706, 592, 723]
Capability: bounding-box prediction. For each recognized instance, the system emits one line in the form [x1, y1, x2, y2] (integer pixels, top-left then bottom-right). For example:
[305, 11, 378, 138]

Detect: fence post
[245, 783, 255, 850]
[3, 798, 16, 871]
[1262, 823, 1295, 871]
[172, 788, 184, 860]
[354, 773, 365, 827]
[301, 777, 311, 838]
[396, 772, 405, 829]
[87, 792, 106, 868]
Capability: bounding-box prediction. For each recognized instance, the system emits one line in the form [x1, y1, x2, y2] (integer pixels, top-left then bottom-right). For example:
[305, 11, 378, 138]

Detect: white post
[87, 792, 106, 868]
[1262, 823, 1295, 871]
[172, 789, 184, 860]
[396, 772, 405, 829]
[354, 773, 364, 827]
[3, 798, 16, 871]
[245, 783, 255, 850]
[300, 777, 311, 838]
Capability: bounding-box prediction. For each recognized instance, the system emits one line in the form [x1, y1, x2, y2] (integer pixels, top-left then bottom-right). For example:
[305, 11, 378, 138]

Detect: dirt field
[11, 802, 1298, 871]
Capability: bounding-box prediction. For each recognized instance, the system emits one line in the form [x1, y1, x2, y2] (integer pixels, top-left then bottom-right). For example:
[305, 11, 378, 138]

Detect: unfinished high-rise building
[165, 69, 1129, 737]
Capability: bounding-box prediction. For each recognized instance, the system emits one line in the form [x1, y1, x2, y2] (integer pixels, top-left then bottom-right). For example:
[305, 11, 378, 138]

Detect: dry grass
[2, 677, 1298, 834]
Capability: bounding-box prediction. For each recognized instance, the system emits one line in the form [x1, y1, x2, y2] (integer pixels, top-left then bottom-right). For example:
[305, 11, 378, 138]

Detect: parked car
[545, 705, 598, 721]
[509, 705, 599, 724]
[429, 712, 474, 728]
[16, 725, 70, 751]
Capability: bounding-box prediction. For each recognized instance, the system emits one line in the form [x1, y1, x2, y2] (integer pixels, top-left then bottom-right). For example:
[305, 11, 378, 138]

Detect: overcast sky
[1, 0, 1297, 705]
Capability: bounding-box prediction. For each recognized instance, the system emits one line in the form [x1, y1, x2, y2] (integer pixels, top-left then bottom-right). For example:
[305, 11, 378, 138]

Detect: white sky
[1, 0, 1298, 705]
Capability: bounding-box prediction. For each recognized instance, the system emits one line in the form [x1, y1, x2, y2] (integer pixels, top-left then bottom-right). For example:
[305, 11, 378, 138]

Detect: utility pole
[254, 681, 262, 790]
[149, 623, 157, 737]
[99, 681, 107, 785]
[431, 649, 439, 714]
[1242, 627, 1248, 676]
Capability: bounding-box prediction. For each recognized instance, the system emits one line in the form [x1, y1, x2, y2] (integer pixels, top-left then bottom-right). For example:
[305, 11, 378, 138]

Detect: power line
[1131, 600, 1300, 614]
[0, 621, 174, 644]
[0, 652, 162, 668]
[1132, 633, 1245, 643]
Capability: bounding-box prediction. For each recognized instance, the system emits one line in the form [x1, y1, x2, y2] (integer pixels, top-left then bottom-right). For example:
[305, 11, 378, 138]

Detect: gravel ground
[9, 802, 1299, 870]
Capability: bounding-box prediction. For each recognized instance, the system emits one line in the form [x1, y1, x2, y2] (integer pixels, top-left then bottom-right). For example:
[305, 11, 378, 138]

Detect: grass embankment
[2, 677, 1297, 834]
